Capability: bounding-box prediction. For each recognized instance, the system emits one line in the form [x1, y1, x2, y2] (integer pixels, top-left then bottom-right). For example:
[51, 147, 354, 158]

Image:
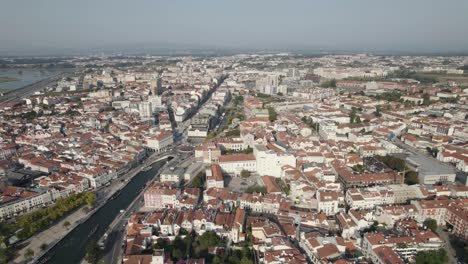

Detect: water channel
[42, 158, 169, 264]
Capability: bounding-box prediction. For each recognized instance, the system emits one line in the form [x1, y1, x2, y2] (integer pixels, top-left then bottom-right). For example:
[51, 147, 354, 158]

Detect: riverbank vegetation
[0, 192, 96, 263]
[0, 77, 18, 83]
[17, 192, 96, 239]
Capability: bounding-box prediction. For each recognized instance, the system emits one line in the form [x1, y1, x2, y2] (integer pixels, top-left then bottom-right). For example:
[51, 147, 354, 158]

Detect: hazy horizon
[2, 0, 468, 56]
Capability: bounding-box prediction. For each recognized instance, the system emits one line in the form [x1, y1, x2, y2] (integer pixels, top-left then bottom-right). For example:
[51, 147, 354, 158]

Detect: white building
[146, 131, 174, 152]
[218, 154, 256, 176]
[0, 187, 53, 219]
[206, 164, 224, 189]
[317, 190, 340, 215]
[254, 145, 296, 178]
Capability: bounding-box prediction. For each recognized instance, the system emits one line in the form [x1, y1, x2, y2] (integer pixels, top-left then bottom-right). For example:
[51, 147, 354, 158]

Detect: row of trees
[375, 91, 402, 102]
[225, 129, 241, 137]
[245, 185, 267, 194]
[388, 70, 438, 84]
[222, 147, 253, 156]
[375, 155, 419, 185]
[320, 79, 337, 88]
[17, 192, 96, 239]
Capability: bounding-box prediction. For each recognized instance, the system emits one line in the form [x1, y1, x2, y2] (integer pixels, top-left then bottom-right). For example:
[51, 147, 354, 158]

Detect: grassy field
[0, 77, 19, 83]
[0, 88, 11, 94]
[419, 72, 468, 84]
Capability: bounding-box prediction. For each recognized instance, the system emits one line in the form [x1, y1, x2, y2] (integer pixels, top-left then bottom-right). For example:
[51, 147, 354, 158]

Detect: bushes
[320, 79, 336, 88]
[245, 185, 267, 194]
[375, 91, 402, 102]
[240, 170, 250, 178]
[415, 249, 448, 264]
[225, 129, 240, 137]
[375, 155, 405, 172]
[154, 232, 225, 262]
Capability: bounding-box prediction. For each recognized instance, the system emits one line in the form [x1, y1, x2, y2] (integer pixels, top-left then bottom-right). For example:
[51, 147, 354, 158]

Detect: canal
[42, 158, 169, 264]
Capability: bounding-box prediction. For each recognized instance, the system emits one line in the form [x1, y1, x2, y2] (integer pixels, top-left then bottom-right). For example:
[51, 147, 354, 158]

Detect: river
[0, 69, 62, 91]
[42, 158, 169, 264]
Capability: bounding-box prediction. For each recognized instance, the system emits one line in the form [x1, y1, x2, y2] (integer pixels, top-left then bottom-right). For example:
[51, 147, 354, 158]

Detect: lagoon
[0, 69, 61, 91]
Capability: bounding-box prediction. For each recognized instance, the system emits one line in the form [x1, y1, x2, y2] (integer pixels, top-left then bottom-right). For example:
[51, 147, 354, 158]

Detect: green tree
[349, 107, 357, 123]
[352, 164, 365, 174]
[375, 155, 406, 172]
[268, 107, 277, 122]
[172, 248, 183, 260]
[63, 221, 71, 228]
[24, 248, 34, 260]
[16, 192, 96, 239]
[240, 170, 250, 178]
[225, 129, 241, 137]
[198, 231, 221, 248]
[245, 185, 267, 194]
[415, 248, 448, 264]
[40, 243, 48, 251]
[320, 79, 336, 88]
[213, 253, 229, 264]
[376, 91, 402, 102]
[423, 93, 431, 106]
[84, 192, 97, 206]
[240, 257, 254, 264]
[228, 255, 241, 264]
[85, 240, 102, 264]
[192, 175, 204, 189]
[374, 105, 382, 117]
[0, 247, 12, 264]
[423, 219, 438, 233]
[405, 170, 419, 185]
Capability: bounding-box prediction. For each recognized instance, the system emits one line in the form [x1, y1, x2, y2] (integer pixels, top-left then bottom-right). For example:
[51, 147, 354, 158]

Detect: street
[102, 153, 188, 264]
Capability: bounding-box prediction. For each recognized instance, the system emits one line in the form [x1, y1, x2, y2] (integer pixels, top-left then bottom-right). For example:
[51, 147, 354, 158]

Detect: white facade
[146, 132, 174, 152]
[0, 190, 53, 219]
[254, 145, 296, 178]
[219, 159, 256, 176]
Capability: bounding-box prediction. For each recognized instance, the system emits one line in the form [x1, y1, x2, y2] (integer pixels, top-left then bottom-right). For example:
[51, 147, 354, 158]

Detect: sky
[1, 0, 468, 55]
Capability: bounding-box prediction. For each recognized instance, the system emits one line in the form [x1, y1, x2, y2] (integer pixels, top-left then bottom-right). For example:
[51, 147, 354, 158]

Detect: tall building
[150, 77, 162, 95]
[138, 101, 153, 119]
[148, 95, 163, 112]
[288, 68, 299, 78]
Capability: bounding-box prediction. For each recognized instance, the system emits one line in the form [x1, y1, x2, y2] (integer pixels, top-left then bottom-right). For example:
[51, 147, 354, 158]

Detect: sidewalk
[14, 205, 90, 264]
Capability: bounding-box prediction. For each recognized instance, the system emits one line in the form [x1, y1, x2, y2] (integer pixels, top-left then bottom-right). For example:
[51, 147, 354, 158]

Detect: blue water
[0, 69, 60, 90]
